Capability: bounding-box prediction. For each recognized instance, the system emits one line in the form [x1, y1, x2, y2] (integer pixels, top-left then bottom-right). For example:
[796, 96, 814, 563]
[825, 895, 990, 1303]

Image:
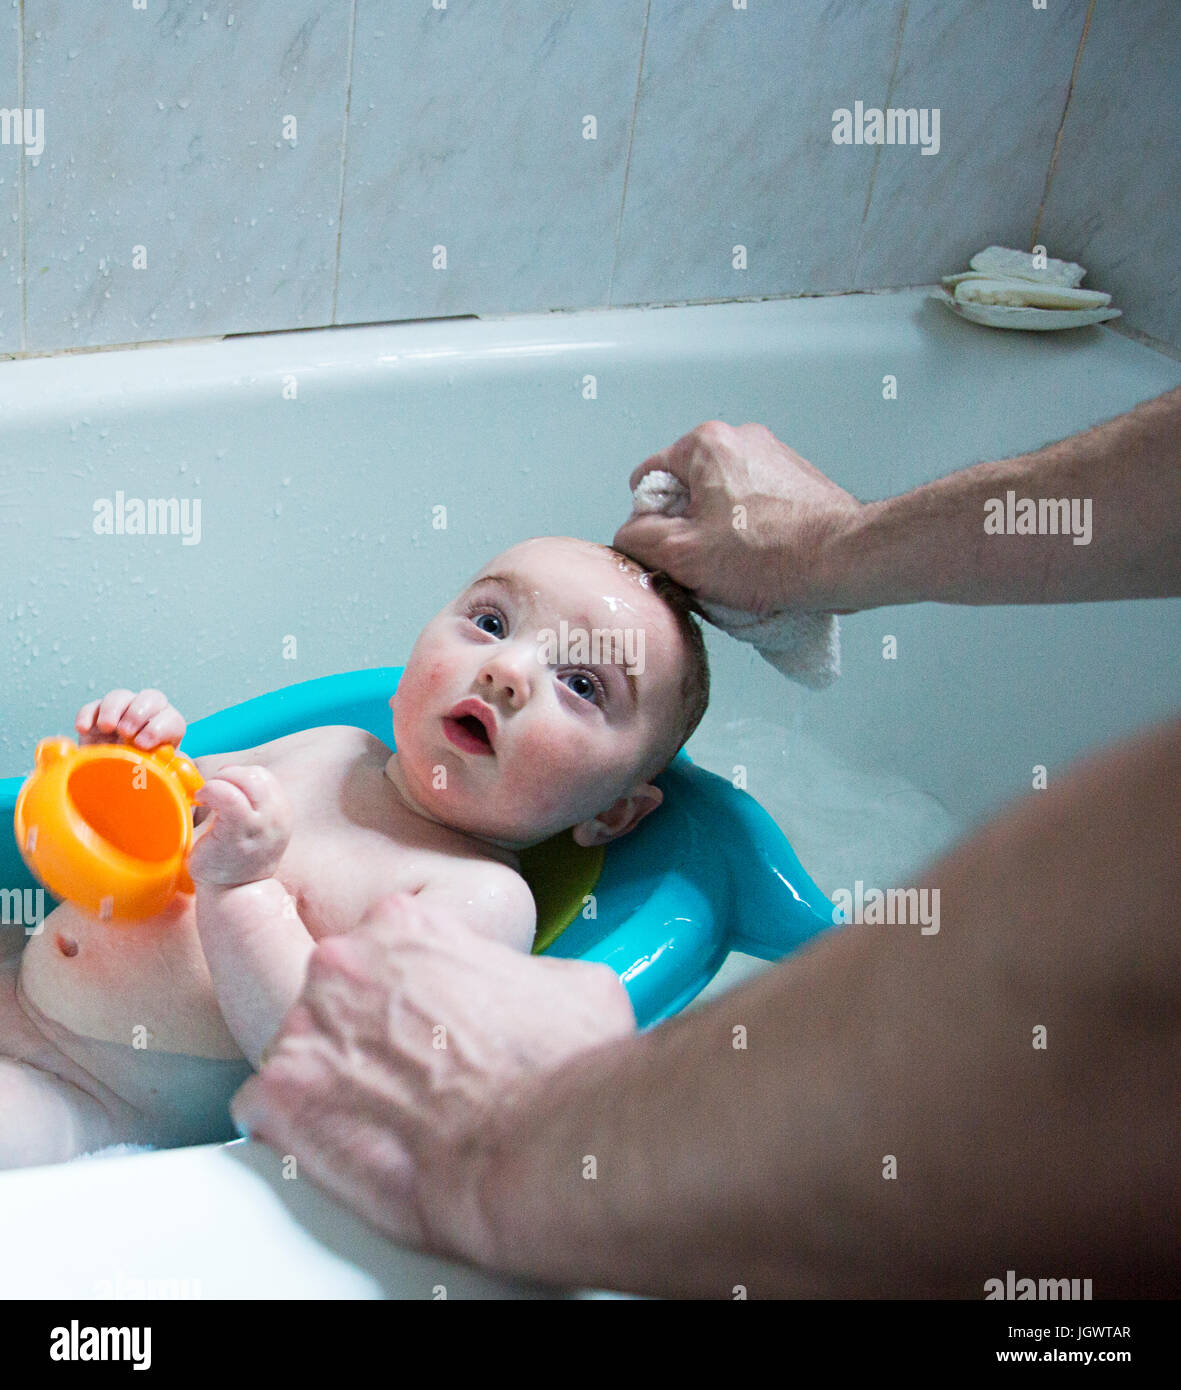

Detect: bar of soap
[968, 245, 1086, 287]
[954, 277, 1111, 310]
[942, 270, 999, 288]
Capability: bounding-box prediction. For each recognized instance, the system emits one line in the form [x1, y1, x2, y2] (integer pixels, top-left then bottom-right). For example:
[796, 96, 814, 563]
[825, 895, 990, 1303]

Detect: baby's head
[389, 536, 709, 850]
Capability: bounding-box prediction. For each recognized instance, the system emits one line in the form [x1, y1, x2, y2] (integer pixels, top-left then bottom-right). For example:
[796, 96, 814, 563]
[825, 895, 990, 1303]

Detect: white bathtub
[1, 290, 1179, 1298]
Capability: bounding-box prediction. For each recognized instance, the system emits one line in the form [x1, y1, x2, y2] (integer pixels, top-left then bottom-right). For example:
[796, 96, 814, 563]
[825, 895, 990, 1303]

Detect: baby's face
[388, 537, 688, 849]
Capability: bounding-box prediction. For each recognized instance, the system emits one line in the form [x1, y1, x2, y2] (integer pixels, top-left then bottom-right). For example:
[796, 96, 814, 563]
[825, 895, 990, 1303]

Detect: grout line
[1031, 0, 1095, 248]
[0, 284, 947, 363]
[330, 0, 358, 326]
[11, 286, 1178, 365]
[852, 0, 908, 287]
[17, 0, 25, 352]
[606, 0, 650, 309]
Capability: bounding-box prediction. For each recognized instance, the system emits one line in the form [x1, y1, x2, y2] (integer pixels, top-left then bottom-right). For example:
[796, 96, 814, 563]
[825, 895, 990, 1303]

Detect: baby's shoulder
[196, 725, 389, 787]
[420, 855, 537, 951]
[308, 724, 390, 757]
[264, 723, 388, 763]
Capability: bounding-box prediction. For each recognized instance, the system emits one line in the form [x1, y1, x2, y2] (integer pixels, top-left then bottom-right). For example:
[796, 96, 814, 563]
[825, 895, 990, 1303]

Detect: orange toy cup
[13, 736, 204, 922]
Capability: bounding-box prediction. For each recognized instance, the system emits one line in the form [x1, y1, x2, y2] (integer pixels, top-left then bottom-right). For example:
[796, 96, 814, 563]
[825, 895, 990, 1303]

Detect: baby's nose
[480, 653, 531, 704]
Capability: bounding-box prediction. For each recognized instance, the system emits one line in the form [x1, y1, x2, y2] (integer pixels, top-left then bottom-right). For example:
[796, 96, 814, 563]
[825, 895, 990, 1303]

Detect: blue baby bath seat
[1, 667, 834, 1027]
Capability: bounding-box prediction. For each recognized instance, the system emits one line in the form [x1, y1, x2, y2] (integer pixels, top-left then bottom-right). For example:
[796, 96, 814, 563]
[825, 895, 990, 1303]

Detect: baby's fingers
[198, 765, 278, 812]
[194, 768, 290, 834]
[76, 688, 178, 746]
[115, 689, 173, 745]
[193, 770, 256, 821]
[76, 688, 136, 743]
[74, 698, 103, 741]
[131, 706, 185, 749]
[189, 767, 292, 887]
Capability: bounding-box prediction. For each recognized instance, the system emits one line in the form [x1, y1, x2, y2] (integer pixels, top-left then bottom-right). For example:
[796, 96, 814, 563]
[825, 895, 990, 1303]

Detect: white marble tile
[22, 0, 350, 352]
[855, 0, 1088, 289]
[1039, 0, 1181, 350]
[336, 0, 646, 322]
[611, 0, 902, 306]
[0, 0, 22, 353]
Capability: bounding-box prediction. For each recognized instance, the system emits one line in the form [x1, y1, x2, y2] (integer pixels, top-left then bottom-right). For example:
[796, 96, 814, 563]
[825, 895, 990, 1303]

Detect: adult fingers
[611, 512, 699, 587]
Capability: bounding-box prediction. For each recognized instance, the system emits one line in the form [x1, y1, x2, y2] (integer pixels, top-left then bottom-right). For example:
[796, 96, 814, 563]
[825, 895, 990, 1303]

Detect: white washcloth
[630, 470, 841, 690]
[72, 1143, 157, 1161]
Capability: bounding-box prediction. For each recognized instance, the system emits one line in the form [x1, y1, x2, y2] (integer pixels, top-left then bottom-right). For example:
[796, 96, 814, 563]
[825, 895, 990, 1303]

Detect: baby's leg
[0, 1058, 120, 1169]
[0, 952, 140, 1169]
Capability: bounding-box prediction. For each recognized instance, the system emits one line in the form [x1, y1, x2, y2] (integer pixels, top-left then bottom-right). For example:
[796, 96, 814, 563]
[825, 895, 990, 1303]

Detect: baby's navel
[55, 933, 79, 958]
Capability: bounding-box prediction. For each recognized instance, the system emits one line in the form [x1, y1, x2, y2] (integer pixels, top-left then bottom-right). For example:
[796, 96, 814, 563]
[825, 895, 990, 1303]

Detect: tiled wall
[0, 0, 1176, 357]
[1038, 0, 1181, 351]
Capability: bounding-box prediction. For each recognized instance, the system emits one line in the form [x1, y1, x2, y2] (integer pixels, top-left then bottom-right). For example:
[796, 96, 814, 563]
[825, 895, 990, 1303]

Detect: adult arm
[467, 714, 1181, 1296]
[231, 715, 1181, 1297]
[612, 385, 1181, 614]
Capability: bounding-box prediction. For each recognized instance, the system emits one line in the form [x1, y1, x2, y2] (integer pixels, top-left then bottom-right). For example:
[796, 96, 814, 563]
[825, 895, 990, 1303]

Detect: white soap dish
[934, 288, 1122, 332]
[935, 244, 1121, 332]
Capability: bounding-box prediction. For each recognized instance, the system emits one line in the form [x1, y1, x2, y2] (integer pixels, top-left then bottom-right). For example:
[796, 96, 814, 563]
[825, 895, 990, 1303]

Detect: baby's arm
[189, 766, 312, 1068]
[189, 765, 538, 1065]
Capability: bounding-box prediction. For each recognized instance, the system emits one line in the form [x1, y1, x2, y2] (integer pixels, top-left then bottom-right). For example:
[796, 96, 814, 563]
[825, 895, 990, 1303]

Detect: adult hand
[613, 420, 864, 615]
[230, 892, 636, 1265]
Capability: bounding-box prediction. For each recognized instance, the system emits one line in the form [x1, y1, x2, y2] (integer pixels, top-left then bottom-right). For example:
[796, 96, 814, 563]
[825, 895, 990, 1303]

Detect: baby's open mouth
[443, 701, 497, 756]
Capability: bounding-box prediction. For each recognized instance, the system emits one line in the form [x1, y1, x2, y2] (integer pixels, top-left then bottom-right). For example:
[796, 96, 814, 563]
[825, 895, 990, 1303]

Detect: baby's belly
[17, 895, 243, 1062]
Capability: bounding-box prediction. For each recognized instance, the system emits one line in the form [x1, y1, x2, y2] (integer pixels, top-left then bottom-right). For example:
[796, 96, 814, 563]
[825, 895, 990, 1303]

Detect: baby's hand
[75, 688, 186, 749]
[189, 767, 294, 888]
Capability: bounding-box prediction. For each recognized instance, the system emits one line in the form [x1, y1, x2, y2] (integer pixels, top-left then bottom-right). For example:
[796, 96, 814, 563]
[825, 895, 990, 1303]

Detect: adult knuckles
[693, 419, 731, 445]
[308, 934, 363, 979]
[308, 924, 415, 992]
[262, 1029, 344, 1098]
[738, 421, 776, 443]
[274, 998, 319, 1040]
[256, 1051, 307, 1097]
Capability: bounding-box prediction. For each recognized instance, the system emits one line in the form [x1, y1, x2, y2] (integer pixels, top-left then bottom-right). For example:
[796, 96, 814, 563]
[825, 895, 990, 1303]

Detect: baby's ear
[572, 784, 663, 848]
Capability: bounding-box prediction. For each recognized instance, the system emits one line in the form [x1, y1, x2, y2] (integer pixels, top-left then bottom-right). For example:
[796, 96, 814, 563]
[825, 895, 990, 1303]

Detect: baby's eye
[471, 611, 506, 638]
[560, 670, 605, 705]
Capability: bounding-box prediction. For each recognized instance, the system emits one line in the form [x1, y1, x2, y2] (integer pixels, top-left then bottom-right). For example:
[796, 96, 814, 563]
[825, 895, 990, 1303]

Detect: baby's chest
[277, 828, 440, 941]
[259, 731, 470, 939]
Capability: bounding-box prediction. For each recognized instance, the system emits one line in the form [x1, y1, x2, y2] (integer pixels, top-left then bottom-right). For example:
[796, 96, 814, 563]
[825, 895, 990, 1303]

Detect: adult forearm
[816, 384, 1181, 610]
[471, 718, 1181, 1298]
[472, 946, 875, 1297]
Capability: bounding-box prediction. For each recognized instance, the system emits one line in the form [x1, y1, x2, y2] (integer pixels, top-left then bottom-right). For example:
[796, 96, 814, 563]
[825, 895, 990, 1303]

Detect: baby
[0, 536, 709, 1169]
